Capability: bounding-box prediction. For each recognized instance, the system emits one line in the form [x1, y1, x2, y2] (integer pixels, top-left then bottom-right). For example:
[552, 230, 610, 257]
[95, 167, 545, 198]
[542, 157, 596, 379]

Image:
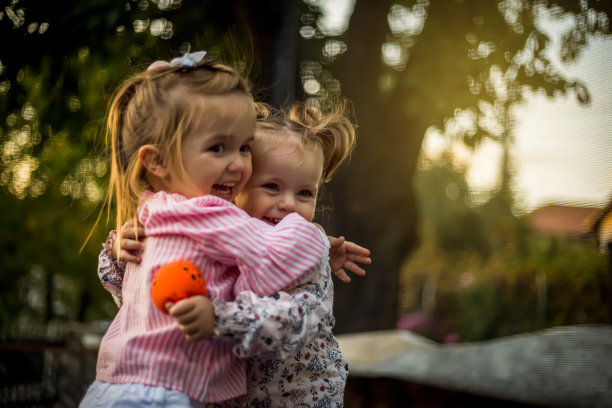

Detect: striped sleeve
[141, 193, 329, 296]
[229, 214, 329, 296]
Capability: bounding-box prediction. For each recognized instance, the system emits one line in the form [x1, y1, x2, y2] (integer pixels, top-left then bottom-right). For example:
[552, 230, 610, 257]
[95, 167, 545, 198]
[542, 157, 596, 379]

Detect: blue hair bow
[169, 51, 207, 68]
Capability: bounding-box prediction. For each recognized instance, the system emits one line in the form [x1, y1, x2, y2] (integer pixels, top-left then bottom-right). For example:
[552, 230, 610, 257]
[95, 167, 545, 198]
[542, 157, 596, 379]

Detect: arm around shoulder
[170, 200, 329, 295]
[97, 230, 126, 307]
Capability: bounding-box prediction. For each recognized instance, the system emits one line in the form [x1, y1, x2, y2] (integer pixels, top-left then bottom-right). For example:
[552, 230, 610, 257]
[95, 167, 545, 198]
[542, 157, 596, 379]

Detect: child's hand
[167, 295, 215, 341]
[112, 221, 145, 263]
[328, 236, 371, 283]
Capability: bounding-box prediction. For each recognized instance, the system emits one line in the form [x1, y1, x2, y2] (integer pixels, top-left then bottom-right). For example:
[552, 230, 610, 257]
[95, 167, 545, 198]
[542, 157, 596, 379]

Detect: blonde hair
[255, 101, 356, 183]
[106, 57, 252, 237]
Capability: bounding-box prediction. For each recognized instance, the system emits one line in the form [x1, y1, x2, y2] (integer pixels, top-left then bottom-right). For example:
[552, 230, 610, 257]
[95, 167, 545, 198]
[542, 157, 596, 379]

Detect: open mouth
[263, 216, 282, 225]
[212, 182, 236, 199]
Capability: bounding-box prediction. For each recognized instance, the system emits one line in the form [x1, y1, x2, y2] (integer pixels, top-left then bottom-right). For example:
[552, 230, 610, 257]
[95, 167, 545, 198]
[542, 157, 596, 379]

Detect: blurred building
[525, 204, 602, 239]
[525, 201, 611, 323]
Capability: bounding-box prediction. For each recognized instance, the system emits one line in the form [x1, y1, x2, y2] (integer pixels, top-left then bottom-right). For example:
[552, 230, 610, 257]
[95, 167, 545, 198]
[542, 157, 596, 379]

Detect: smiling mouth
[263, 216, 282, 225]
[212, 182, 237, 198]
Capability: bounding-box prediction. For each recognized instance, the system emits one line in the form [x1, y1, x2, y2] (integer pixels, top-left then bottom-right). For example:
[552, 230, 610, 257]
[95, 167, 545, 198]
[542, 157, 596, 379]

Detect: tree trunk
[232, 1, 299, 107]
[270, 1, 299, 107]
[321, 1, 424, 333]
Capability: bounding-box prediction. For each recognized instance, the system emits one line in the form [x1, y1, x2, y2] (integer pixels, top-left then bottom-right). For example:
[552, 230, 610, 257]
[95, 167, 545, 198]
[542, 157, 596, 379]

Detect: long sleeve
[213, 264, 335, 359]
[140, 192, 329, 296]
[97, 230, 126, 307]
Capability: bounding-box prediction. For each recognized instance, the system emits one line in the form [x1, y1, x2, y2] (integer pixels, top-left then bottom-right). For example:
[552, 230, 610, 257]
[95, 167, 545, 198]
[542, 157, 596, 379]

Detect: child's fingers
[345, 241, 370, 256]
[121, 224, 146, 240]
[169, 296, 213, 324]
[116, 230, 145, 262]
[343, 261, 367, 277]
[181, 321, 209, 339]
[118, 238, 144, 263]
[333, 268, 351, 283]
[182, 327, 206, 342]
[119, 249, 141, 263]
[120, 238, 145, 250]
[175, 311, 199, 326]
[350, 254, 372, 265]
[167, 299, 192, 317]
[169, 305, 195, 323]
[180, 322, 200, 336]
[328, 235, 345, 249]
[183, 333, 199, 342]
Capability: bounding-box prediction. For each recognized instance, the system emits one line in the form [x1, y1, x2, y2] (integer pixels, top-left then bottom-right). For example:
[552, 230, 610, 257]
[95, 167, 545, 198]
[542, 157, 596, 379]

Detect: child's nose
[278, 194, 295, 211]
[227, 153, 248, 173]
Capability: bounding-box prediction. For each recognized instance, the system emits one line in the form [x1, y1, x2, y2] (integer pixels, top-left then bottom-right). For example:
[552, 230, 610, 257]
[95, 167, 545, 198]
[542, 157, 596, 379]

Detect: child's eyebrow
[207, 134, 247, 144]
[206, 134, 229, 143]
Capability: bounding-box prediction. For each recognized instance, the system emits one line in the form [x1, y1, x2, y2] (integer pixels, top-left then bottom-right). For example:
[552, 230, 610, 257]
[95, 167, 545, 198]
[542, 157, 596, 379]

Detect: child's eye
[240, 144, 251, 153]
[209, 144, 225, 153]
[297, 189, 314, 198]
[263, 183, 280, 192]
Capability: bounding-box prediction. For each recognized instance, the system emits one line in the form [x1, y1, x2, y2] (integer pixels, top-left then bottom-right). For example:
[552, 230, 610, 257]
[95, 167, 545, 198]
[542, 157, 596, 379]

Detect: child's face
[168, 93, 255, 201]
[235, 136, 323, 224]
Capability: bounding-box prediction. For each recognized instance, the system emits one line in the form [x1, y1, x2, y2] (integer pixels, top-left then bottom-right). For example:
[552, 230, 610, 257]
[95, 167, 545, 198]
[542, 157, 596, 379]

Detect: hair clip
[147, 60, 171, 71]
[169, 51, 207, 68]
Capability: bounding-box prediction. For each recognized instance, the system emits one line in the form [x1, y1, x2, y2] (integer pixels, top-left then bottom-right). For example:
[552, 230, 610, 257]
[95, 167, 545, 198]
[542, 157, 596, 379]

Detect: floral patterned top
[213, 261, 348, 408]
[98, 230, 126, 307]
[97, 233, 348, 407]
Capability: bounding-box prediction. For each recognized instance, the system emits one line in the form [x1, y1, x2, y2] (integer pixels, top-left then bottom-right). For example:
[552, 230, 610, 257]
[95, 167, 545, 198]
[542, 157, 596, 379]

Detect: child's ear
[139, 145, 169, 178]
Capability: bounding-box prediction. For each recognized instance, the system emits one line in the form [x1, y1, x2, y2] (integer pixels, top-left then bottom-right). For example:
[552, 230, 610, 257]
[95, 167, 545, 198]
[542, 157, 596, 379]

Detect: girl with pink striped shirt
[96, 102, 372, 407]
[80, 53, 331, 407]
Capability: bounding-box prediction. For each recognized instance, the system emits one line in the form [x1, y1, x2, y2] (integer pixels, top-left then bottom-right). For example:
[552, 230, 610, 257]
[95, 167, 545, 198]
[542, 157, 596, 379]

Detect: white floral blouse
[98, 230, 126, 307]
[97, 232, 348, 407]
[214, 263, 348, 407]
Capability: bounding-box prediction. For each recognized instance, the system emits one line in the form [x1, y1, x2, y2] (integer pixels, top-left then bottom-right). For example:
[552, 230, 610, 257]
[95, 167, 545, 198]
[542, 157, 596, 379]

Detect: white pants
[79, 381, 207, 408]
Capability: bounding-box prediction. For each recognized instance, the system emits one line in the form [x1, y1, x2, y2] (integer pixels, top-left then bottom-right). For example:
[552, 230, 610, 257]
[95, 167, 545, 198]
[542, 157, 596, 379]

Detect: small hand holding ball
[151, 261, 207, 314]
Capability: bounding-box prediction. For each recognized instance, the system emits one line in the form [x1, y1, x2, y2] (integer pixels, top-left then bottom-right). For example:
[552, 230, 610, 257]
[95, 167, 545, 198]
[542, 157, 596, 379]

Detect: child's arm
[168, 275, 331, 346]
[227, 218, 329, 297]
[97, 223, 145, 307]
[143, 195, 329, 296]
[213, 271, 332, 358]
[98, 230, 127, 307]
[328, 236, 371, 283]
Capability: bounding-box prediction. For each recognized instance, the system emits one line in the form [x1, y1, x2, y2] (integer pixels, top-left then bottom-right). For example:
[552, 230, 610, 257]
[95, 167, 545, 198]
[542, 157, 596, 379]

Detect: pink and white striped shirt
[95, 190, 328, 403]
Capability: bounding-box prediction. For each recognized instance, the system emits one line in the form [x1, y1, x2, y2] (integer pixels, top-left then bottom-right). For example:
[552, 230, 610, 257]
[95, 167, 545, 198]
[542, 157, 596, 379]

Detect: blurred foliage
[0, 0, 287, 329]
[314, 0, 611, 333]
[0, 0, 610, 337]
[0, 0, 168, 329]
[399, 155, 609, 342]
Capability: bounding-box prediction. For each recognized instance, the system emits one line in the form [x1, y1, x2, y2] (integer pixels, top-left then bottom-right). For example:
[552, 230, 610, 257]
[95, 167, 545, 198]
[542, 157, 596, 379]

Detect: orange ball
[151, 261, 207, 314]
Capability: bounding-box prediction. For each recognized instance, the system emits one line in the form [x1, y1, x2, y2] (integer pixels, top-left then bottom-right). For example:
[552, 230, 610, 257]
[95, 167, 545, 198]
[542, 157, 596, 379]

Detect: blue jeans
[79, 381, 208, 408]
